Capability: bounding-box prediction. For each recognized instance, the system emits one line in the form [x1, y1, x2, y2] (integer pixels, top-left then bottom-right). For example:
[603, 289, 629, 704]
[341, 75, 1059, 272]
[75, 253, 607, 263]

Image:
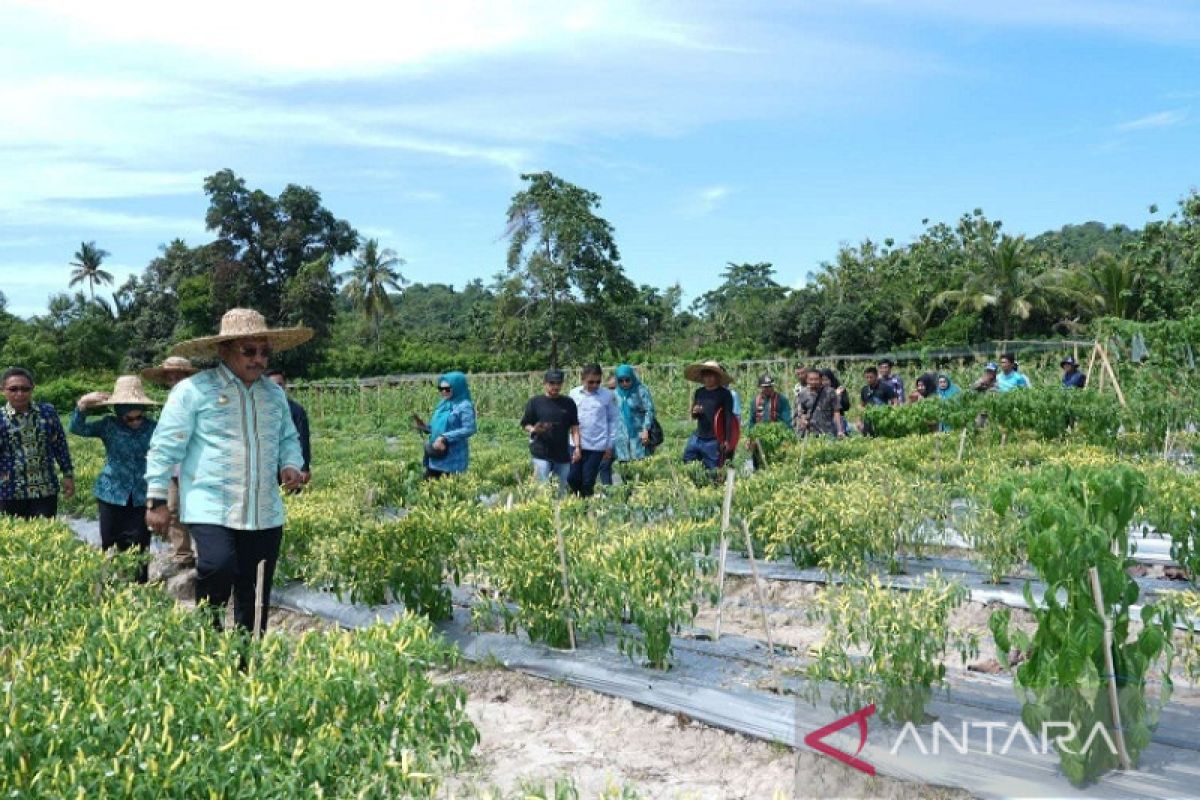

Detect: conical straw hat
[140, 356, 199, 386]
[684, 360, 733, 386]
[99, 375, 160, 406]
[170, 308, 313, 359]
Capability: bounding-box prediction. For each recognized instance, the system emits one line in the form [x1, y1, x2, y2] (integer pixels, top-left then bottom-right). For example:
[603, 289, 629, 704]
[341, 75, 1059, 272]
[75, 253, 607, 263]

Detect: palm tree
[1082, 250, 1140, 320]
[339, 239, 406, 344]
[68, 241, 113, 301]
[932, 235, 1089, 341]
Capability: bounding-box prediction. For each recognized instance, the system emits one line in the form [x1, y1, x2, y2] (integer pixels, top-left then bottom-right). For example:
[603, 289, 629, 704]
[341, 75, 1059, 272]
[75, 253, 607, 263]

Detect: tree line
[2, 168, 1199, 380]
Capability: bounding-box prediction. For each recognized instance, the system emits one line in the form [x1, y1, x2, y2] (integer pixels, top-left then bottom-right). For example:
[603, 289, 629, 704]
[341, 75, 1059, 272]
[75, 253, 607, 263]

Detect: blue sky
[1, 0, 1198, 317]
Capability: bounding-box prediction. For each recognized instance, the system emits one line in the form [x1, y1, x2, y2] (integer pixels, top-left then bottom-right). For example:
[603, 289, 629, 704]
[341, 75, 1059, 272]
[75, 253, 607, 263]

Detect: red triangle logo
[803, 704, 876, 776]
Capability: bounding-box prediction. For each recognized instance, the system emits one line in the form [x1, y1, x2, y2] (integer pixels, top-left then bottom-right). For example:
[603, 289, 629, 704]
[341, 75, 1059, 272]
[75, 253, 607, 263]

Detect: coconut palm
[339, 239, 406, 344]
[68, 241, 114, 301]
[932, 235, 1089, 341]
[1082, 250, 1141, 320]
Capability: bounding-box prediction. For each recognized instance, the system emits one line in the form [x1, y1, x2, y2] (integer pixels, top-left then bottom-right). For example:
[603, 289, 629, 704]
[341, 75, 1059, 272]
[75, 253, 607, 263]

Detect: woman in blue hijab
[935, 374, 961, 432]
[613, 364, 656, 462]
[423, 371, 477, 479]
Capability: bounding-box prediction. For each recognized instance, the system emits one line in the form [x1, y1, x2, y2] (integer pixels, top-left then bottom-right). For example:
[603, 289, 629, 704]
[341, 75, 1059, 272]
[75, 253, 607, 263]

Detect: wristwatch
[146, 498, 167, 510]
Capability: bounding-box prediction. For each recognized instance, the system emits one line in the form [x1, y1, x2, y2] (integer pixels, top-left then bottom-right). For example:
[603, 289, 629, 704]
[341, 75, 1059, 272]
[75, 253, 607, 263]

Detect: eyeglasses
[237, 345, 273, 359]
[3, 385, 32, 393]
[438, 385, 452, 392]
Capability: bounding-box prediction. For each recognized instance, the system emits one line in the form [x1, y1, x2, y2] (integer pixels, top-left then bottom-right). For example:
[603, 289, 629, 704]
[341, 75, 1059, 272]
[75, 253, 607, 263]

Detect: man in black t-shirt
[520, 369, 580, 489]
[683, 360, 735, 470]
[858, 365, 898, 436]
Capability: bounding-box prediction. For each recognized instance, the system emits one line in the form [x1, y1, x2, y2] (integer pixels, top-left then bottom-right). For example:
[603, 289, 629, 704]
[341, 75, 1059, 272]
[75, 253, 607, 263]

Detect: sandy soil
[445, 667, 963, 800]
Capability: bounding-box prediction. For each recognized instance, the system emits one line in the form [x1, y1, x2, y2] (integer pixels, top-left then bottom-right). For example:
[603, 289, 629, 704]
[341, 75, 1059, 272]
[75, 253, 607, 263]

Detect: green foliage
[805, 575, 977, 723]
[988, 465, 1178, 787]
[0, 517, 477, 798]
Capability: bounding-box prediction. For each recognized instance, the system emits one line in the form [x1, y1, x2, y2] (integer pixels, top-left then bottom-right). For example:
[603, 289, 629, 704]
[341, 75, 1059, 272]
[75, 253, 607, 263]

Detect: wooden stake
[253, 559, 266, 638]
[1084, 342, 1099, 388]
[741, 520, 775, 659]
[754, 438, 769, 470]
[553, 503, 577, 650]
[956, 427, 969, 463]
[505, 492, 514, 511]
[1088, 567, 1133, 771]
[1163, 429, 1173, 462]
[1095, 344, 1127, 408]
[713, 467, 736, 642]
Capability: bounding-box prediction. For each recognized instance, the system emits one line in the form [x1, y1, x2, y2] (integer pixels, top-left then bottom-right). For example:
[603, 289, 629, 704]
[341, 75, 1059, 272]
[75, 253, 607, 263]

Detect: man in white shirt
[567, 363, 617, 498]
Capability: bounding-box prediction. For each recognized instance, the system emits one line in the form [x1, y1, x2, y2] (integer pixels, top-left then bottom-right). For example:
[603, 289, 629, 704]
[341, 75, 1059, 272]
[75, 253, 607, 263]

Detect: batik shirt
[145, 364, 303, 531]
[69, 410, 156, 506]
[0, 402, 74, 500]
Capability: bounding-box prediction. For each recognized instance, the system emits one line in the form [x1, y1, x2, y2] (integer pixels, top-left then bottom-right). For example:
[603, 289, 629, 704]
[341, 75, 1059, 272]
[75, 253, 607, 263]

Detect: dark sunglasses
[3, 385, 32, 393]
[437, 385, 452, 392]
[238, 345, 273, 358]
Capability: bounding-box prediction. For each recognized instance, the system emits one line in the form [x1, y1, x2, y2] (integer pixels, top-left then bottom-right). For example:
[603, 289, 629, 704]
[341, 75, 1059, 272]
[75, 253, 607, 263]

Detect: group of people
[1, 309, 314, 636]
[3, 304, 1096, 635]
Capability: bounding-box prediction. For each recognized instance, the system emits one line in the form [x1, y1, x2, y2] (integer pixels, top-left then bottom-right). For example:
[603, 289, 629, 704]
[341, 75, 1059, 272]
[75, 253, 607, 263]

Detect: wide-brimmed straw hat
[140, 355, 198, 386]
[99, 376, 160, 407]
[171, 308, 313, 359]
[684, 360, 733, 386]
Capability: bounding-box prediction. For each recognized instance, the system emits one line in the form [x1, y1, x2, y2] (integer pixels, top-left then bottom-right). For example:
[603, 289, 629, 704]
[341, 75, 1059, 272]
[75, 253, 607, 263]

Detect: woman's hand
[76, 391, 109, 412]
[432, 436, 447, 453]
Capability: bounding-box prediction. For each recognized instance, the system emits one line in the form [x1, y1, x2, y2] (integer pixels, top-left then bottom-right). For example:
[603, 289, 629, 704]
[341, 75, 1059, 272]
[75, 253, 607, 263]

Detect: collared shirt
[882, 374, 905, 404]
[1062, 370, 1086, 389]
[997, 370, 1031, 392]
[0, 402, 73, 500]
[145, 363, 303, 531]
[69, 409, 156, 506]
[569, 385, 617, 452]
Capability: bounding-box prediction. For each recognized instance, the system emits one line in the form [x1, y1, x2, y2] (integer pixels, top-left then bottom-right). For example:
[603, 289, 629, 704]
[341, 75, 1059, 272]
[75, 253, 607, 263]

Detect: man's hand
[280, 467, 304, 492]
[602, 448, 613, 462]
[691, 404, 703, 416]
[146, 504, 170, 536]
[571, 448, 583, 464]
[62, 477, 75, 499]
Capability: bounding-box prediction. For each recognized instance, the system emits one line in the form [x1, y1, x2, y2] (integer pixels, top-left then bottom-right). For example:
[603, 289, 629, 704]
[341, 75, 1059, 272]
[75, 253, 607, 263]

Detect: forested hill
[1031, 221, 1140, 264]
[2, 169, 1198, 380]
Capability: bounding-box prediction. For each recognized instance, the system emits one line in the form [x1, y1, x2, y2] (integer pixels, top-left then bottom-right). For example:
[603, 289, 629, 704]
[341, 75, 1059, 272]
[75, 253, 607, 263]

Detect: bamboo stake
[553, 503, 577, 650]
[505, 492, 514, 511]
[1095, 344, 1127, 408]
[253, 559, 266, 638]
[1084, 342, 1099, 389]
[956, 427, 969, 462]
[713, 467, 736, 642]
[741, 520, 775, 660]
[754, 438, 769, 470]
[1163, 429, 1173, 462]
[1088, 567, 1133, 771]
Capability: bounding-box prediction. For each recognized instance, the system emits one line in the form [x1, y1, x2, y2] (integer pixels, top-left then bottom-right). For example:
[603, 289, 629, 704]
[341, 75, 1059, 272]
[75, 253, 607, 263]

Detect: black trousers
[189, 524, 283, 635]
[0, 494, 58, 520]
[98, 499, 151, 583]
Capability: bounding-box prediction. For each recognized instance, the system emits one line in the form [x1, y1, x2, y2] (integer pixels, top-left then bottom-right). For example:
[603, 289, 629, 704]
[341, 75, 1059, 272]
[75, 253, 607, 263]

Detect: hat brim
[140, 366, 199, 385]
[99, 397, 160, 407]
[684, 363, 733, 385]
[170, 327, 314, 359]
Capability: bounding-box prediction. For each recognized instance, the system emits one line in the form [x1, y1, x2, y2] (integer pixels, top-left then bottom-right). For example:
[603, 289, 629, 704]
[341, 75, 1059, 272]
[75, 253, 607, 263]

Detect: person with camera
[412, 371, 476, 480]
[795, 368, 844, 439]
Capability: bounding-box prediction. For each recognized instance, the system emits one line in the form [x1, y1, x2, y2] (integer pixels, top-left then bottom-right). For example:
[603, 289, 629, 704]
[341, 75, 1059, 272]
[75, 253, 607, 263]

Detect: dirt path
[446, 668, 963, 799]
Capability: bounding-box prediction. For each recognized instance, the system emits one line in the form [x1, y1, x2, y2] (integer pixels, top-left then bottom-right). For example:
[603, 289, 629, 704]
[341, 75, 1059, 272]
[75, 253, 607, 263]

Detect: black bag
[646, 417, 664, 452]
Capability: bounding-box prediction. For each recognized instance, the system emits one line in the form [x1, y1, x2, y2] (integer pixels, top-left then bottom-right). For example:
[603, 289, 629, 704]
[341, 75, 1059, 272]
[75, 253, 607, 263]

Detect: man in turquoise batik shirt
[145, 309, 308, 635]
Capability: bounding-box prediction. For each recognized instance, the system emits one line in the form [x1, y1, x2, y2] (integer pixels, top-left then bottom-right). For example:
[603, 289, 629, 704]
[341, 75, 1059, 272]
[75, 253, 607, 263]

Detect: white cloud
[1115, 109, 1187, 131]
[683, 185, 734, 217]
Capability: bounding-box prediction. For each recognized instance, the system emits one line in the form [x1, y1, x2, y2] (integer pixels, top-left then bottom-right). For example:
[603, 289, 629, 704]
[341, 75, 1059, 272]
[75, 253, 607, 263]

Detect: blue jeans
[683, 434, 721, 469]
[599, 457, 614, 486]
[533, 458, 571, 488]
[568, 449, 608, 498]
